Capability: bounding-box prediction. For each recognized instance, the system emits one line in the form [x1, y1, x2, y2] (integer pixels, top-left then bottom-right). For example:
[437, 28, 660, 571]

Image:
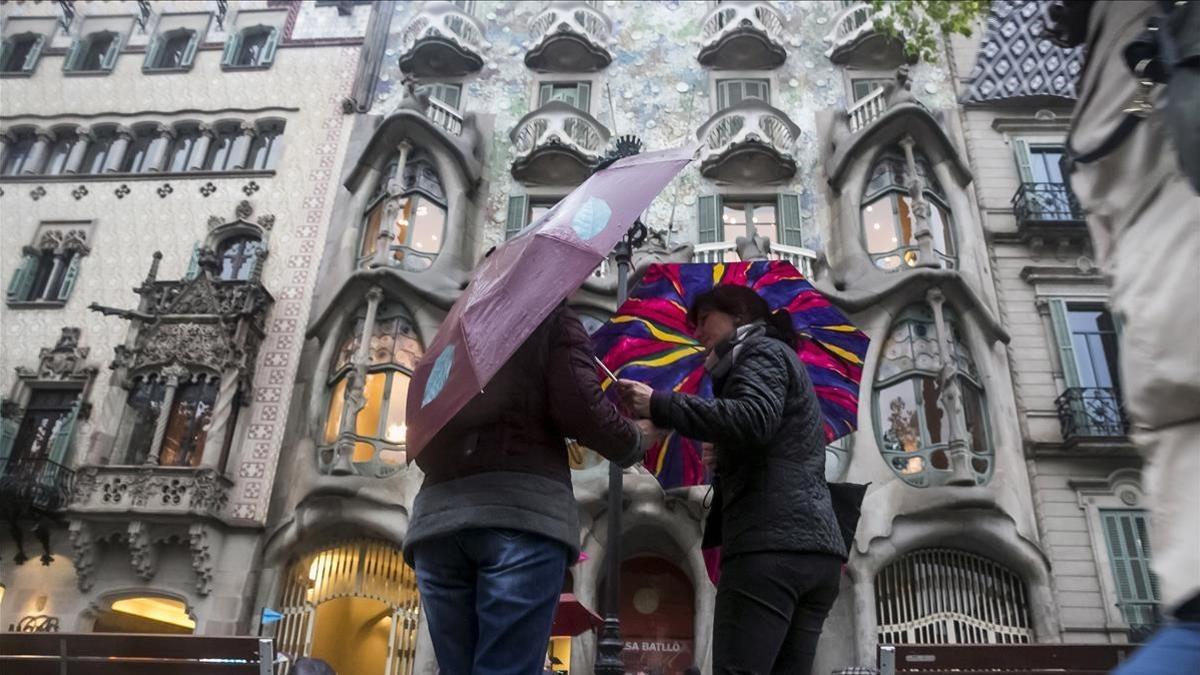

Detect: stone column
[104, 126, 134, 173]
[198, 370, 240, 469]
[926, 288, 974, 486]
[188, 123, 216, 171]
[373, 141, 412, 268]
[64, 129, 93, 174]
[229, 122, 257, 170]
[147, 364, 188, 466]
[145, 124, 176, 172]
[331, 286, 383, 475]
[21, 129, 54, 174]
[899, 135, 937, 267]
[40, 253, 67, 301]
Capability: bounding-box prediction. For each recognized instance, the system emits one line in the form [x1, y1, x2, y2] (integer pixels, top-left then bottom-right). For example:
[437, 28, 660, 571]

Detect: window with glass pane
[44, 133, 74, 175]
[874, 305, 991, 487]
[1101, 509, 1160, 631]
[166, 126, 199, 172]
[358, 152, 446, 271]
[248, 122, 284, 170]
[1028, 145, 1066, 184]
[153, 30, 194, 69]
[236, 28, 271, 66]
[81, 129, 114, 174]
[120, 377, 166, 464]
[324, 304, 424, 466]
[528, 199, 559, 228]
[716, 79, 770, 109]
[851, 78, 891, 102]
[1, 33, 43, 72]
[418, 82, 462, 109]
[78, 33, 115, 71]
[217, 235, 265, 281]
[9, 388, 80, 464]
[862, 151, 955, 270]
[122, 126, 158, 173]
[159, 377, 218, 467]
[539, 82, 591, 111]
[203, 124, 239, 171]
[19, 250, 78, 302]
[1, 132, 35, 175]
[721, 201, 778, 244]
[1067, 304, 1121, 392]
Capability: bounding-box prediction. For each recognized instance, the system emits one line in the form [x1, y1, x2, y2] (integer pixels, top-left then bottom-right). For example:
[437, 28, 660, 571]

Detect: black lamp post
[593, 134, 647, 675]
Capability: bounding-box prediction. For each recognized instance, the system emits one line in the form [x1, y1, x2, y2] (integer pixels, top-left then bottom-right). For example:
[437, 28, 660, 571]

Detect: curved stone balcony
[697, 0, 787, 70]
[509, 100, 611, 185]
[526, 1, 613, 72]
[691, 241, 816, 278]
[824, 1, 909, 68]
[397, 1, 487, 77]
[696, 99, 800, 185]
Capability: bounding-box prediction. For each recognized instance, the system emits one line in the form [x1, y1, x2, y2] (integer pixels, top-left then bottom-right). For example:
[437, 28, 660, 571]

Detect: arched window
[1, 129, 36, 175]
[122, 124, 159, 173]
[63, 30, 122, 73]
[222, 25, 279, 69]
[876, 548, 1032, 644]
[862, 151, 955, 270]
[43, 129, 75, 175]
[203, 122, 240, 171]
[323, 303, 424, 469]
[216, 235, 266, 281]
[166, 123, 202, 172]
[93, 595, 195, 634]
[116, 371, 222, 467]
[874, 305, 991, 487]
[247, 120, 285, 170]
[358, 150, 447, 272]
[144, 27, 198, 71]
[81, 126, 116, 174]
[0, 32, 46, 73]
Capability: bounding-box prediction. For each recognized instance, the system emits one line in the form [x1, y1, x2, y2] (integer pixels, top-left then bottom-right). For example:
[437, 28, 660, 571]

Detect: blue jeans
[1113, 623, 1200, 675]
[413, 528, 568, 675]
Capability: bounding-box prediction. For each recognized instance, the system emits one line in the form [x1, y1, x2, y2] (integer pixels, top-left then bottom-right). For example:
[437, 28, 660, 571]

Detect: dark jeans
[712, 551, 842, 675]
[413, 528, 568, 675]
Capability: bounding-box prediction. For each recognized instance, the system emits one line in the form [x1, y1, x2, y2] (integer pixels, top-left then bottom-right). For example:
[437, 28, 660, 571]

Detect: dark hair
[688, 285, 797, 348]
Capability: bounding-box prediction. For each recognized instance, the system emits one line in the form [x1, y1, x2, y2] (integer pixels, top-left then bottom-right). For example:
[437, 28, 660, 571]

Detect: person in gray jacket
[619, 285, 845, 675]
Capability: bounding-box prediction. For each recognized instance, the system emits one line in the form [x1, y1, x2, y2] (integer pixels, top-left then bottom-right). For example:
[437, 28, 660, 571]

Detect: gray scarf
[704, 322, 766, 382]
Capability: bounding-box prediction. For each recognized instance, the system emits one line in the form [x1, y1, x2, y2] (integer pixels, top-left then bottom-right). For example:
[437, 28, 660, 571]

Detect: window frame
[0, 32, 47, 76]
[537, 80, 593, 113]
[1, 130, 36, 175]
[143, 26, 199, 73]
[63, 29, 124, 74]
[861, 152, 956, 271]
[357, 151, 447, 268]
[221, 24, 280, 70]
[714, 78, 771, 110]
[246, 121, 285, 171]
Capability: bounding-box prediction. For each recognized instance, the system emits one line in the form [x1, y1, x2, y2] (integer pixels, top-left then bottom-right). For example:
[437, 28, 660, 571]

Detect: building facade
[1, 1, 1157, 674]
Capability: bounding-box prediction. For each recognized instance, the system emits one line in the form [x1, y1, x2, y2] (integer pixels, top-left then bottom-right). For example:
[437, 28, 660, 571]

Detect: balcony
[397, 1, 487, 78]
[425, 96, 464, 136]
[510, 100, 610, 185]
[697, 1, 787, 70]
[824, 1, 909, 69]
[696, 99, 800, 185]
[526, 2, 613, 72]
[69, 465, 232, 519]
[1012, 182, 1088, 244]
[1055, 387, 1129, 445]
[0, 456, 75, 514]
[691, 241, 816, 278]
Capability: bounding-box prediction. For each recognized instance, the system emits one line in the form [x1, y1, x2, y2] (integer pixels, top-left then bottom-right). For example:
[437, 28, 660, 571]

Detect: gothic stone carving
[189, 523, 214, 595]
[13, 327, 98, 382]
[68, 520, 96, 592]
[127, 520, 158, 581]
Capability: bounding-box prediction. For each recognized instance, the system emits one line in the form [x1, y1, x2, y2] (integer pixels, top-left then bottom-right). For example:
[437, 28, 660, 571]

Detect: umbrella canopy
[551, 593, 603, 637]
[592, 260, 869, 488]
[405, 145, 695, 458]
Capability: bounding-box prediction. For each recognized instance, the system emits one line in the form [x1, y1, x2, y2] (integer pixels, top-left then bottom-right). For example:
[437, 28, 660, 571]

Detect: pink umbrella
[405, 145, 696, 459]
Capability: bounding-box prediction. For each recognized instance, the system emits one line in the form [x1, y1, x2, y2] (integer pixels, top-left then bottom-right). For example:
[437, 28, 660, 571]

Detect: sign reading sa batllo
[621, 639, 695, 673]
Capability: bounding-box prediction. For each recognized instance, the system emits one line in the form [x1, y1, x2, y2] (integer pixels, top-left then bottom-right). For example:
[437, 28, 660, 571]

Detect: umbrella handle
[592, 355, 619, 384]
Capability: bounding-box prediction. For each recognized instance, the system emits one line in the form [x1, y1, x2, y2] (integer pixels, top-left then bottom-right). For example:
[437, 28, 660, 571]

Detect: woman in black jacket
[618, 285, 845, 675]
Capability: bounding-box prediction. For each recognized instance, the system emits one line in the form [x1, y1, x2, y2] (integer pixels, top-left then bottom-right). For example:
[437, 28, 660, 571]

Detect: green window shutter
[0, 415, 18, 463]
[221, 32, 242, 66]
[56, 252, 82, 302]
[504, 195, 529, 239]
[48, 398, 82, 465]
[1012, 138, 1034, 183]
[7, 252, 38, 301]
[181, 31, 199, 68]
[777, 193, 803, 247]
[24, 35, 45, 71]
[185, 242, 202, 280]
[577, 82, 591, 112]
[1101, 510, 1160, 625]
[716, 81, 732, 109]
[0, 39, 11, 71]
[697, 195, 721, 244]
[101, 34, 123, 71]
[62, 38, 83, 72]
[260, 28, 280, 66]
[143, 35, 162, 70]
[538, 83, 554, 107]
[1048, 298, 1081, 388]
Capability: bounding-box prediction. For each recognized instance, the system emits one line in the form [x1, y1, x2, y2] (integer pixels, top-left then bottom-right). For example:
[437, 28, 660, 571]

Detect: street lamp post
[593, 135, 648, 675]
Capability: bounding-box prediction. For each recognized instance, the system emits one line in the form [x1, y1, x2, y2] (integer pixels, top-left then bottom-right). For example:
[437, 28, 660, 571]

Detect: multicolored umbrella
[591, 260, 868, 488]
[405, 145, 696, 459]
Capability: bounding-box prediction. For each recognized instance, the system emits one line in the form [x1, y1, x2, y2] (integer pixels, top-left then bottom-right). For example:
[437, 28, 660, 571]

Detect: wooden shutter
[1011, 138, 1034, 183]
[181, 30, 199, 68]
[1047, 298, 1081, 388]
[185, 242, 202, 280]
[577, 82, 591, 112]
[505, 195, 529, 239]
[22, 34, 45, 72]
[56, 252, 82, 302]
[100, 33, 123, 71]
[1101, 510, 1160, 617]
[697, 195, 721, 243]
[7, 252, 38, 301]
[221, 32, 242, 66]
[0, 39, 11, 72]
[777, 193, 803, 246]
[48, 397, 82, 464]
[260, 27, 280, 66]
[143, 34, 163, 70]
[62, 38, 83, 72]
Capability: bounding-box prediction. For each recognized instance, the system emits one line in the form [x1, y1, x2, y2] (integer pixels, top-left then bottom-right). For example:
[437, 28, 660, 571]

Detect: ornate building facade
[1, 1, 1154, 674]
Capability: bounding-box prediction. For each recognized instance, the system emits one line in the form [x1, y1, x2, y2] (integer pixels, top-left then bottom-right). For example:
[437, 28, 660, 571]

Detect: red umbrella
[405, 145, 696, 458]
[551, 593, 603, 637]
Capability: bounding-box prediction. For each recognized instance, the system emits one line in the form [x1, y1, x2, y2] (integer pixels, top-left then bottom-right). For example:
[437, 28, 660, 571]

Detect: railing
[691, 241, 816, 278]
[426, 96, 463, 136]
[700, 0, 786, 46]
[1055, 387, 1129, 441]
[0, 456, 75, 512]
[1119, 601, 1161, 644]
[1012, 182, 1086, 224]
[848, 85, 888, 133]
[530, 1, 612, 48]
[398, 1, 487, 60]
[510, 100, 611, 161]
[697, 99, 800, 159]
[825, 1, 887, 54]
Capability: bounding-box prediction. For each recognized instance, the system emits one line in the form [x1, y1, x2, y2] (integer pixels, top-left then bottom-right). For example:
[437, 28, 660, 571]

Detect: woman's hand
[701, 442, 717, 471]
[617, 379, 654, 418]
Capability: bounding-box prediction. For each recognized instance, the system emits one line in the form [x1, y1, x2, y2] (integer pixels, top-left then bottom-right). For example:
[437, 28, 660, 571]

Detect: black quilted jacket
[649, 335, 846, 560]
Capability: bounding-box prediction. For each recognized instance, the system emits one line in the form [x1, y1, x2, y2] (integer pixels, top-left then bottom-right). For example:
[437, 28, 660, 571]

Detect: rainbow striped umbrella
[592, 261, 868, 488]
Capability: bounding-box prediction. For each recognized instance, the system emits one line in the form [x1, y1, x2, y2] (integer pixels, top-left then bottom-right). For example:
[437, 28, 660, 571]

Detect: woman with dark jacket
[618, 285, 845, 675]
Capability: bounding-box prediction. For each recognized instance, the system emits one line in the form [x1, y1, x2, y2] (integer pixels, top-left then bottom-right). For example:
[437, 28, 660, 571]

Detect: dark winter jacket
[649, 335, 846, 560]
[404, 305, 643, 564]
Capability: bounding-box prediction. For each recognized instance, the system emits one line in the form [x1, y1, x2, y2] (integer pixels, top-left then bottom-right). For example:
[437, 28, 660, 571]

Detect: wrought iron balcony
[526, 1, 613, 72]
[697, 0, 787, 70]
[697, 99, 799, 185]
[509, 100, 610, 185]
[397, 1, 487, 77]
[0, 456, 75, 513]
[691, 241, 816, 278]
[1119, 601, 1161, 644]
[1055, 387, 1129, 443]
[824, 1, 908, 68]
[1013, 182, 1086, 227]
